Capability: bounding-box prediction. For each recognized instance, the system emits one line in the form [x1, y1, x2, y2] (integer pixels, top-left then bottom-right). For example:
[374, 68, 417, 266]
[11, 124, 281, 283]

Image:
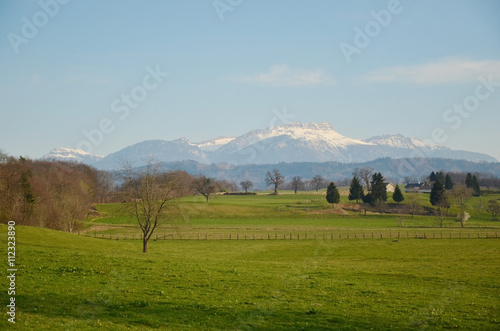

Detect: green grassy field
[1, 192, 499, 330]
[87, 191, 500, 237]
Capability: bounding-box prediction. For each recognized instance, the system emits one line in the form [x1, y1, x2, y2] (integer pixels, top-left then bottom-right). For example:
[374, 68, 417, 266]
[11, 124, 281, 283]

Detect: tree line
[2, 152, 499, 252]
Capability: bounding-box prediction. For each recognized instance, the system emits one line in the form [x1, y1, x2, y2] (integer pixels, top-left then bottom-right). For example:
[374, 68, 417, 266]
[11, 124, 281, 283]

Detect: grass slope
[1, 225, 499, 330]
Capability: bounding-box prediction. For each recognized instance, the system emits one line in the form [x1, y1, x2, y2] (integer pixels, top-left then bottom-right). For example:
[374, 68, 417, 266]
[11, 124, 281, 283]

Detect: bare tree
[192, 175, 219, 202]
[240, 180, 254, 193]
[122, 159, 178, 253]
[452, 184, 473, 227]
[353, 167, 374, 191]
[405, 194, 423, 219]
[97, 170, 115, 203]
[487, 200, 499, 221]
[311, 175, 325, 192]
[290, 176, 302, 194]
[265, 169, 284, 195]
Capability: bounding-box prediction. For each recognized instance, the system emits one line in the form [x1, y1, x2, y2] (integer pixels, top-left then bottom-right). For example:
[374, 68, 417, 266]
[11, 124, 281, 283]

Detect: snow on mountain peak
[239, 121, 371, 149]
[42, 147, 105, 163]
[197, 136, 236, 152]
[364, 134, 440, 150]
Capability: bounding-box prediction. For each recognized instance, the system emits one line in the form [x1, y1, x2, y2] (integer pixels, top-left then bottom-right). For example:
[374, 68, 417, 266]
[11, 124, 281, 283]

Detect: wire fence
[78, 231, 499, 241]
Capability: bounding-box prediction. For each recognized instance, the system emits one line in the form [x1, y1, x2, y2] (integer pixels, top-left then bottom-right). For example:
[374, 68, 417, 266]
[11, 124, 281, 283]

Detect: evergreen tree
[429, 171, 437, 182]
[370, 172, 387, 203]
[471, 175, 481, 197]
[326, 182, 340, 207]
[444, 174, 454, 190]
[348, 175, 364, 203]
[430, 180, 449, 215]
[436, 171, 445, 184]
[465, 173, 473, 188]
[392, 184, 404, 203]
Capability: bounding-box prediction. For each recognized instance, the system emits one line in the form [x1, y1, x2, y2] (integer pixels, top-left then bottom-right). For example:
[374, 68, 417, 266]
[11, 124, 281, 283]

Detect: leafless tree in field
[122, 158, 178, 253]
[265, 169, 284, 195]
[353, 167, 374, 191]
[290, 176, 302, 194]
[311, 175, 325, 192]
[192, 175, 219, 202]
[240, 180, 254, 193]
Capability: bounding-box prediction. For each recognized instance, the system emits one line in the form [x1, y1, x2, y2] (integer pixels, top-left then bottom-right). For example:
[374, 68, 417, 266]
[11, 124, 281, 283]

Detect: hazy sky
[1, 0, 499, 160]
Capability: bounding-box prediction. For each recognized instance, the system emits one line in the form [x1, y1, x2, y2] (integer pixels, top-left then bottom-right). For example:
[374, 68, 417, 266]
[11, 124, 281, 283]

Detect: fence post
[380, 233, 383, 239]
[372, 233, 374, 239]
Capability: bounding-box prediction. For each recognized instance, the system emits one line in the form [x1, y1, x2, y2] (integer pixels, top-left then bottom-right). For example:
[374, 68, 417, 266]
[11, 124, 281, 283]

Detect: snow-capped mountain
[42, 147, 105, 164]
[364, 134, 439, 150]
[213, 122, 373, 164]
[41, 122, 497, 169]
[93, 138, 209, 170]
[197, 136, 236, 152]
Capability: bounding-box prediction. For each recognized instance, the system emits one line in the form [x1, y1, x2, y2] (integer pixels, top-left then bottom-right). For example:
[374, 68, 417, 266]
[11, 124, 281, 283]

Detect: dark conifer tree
[370, 172, 387, 203]
[444, 174, 454, 190]
[348, 175, 364, 203]
[430, 171, 437, 182]
[471, 175, 481, 197]
[326, 182, 340, 207]
[392, 184, 404, 203]
[430, 180, 446, 207]
[465, 173, 473, 188]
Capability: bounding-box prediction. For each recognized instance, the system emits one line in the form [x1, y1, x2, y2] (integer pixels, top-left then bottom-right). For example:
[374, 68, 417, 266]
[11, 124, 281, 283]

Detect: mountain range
[42, 122, 497, 170]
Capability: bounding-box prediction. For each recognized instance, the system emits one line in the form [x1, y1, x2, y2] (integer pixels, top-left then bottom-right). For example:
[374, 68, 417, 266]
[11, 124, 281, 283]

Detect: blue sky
[1, 0, 499, 160]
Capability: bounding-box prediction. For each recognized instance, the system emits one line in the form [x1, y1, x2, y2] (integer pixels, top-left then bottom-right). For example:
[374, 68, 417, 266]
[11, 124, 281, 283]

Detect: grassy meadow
[1, 191, 499, 330]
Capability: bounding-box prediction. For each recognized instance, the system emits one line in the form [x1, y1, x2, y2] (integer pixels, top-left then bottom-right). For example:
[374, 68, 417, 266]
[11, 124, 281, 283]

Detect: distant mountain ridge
[42, 122, 497, 169]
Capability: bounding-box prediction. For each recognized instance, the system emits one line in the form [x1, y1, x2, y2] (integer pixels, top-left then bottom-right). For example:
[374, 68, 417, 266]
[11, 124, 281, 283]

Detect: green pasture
[86, 191, 500, 237]
[2, 191, 499, 329]
[1, 225, 499, 330]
